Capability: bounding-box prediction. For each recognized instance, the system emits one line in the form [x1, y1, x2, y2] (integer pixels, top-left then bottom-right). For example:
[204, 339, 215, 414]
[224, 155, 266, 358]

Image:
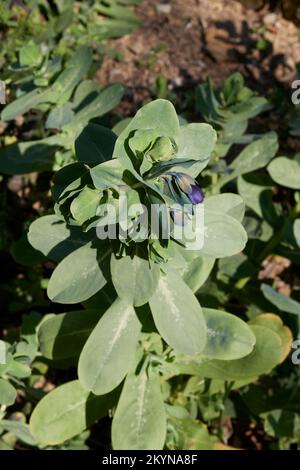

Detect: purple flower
[163, 172, 204, 206]
[186, 183, 205, 205]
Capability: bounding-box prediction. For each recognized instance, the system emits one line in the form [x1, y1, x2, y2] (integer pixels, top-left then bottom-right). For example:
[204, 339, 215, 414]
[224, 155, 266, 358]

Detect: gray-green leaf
[111, 255, 160, 306]
[261, 283, 300, 316]
[267, 156, 300, 189]
[47, 243, 108, 304]
[30, 380, 118, 445]
[78, 299, 141, 395]
[28, 214, 91, 261]
[111, 372, 166, 450]
[202, 308, 256, 360]
[149, 270, 207, 355]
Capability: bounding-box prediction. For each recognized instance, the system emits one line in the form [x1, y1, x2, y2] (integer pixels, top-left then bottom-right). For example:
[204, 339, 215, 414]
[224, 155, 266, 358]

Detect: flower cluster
[162, 172, 205, 205]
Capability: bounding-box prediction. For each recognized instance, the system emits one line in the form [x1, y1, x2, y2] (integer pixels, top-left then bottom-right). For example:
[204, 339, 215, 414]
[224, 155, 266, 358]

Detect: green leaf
[21, 311, 41, 346]
[111, 254, 160, 307]
[66, 84, 124, 131]
[267, 156, 300, 189]
[112, 117, 132, 136]
[90, 159, 124, 191]
[0, 440, 13, 450]
[204, 193, 245, 222]
[75, 123, 117, 166]
[202, 308, 256, 360]
[0, 420, 36, 446]
[294, 219, 300, 248]
[28, 214, 91, 262]
[261, 283, 300, 316]
[217, 132, 278, 188]
[78, 299, 141, 395]
[0, 137, 60, 175]
[47, 243, 108, 304]
[54, 5, 73, 30]
[11, 232, 45, 266]
[46, 102, 74, 129]
[89, 18, 139, 40]
[201, 210, 248, 258]
[96, 1, 141, 22]
[167, 416, 216, 450]
[1, 89, 48, 121]
[149, 270, 207, 355]
[19, 43, 41, 67]
[172, 123, 217, 176]
[50, 47, 93, 105]
[38, 309, 101, 360]
[72, 80, 99, 109]
[0, 379, 17, 406]
[70, 187, 100, 225]
[6, 360, 31, 378]
[1, 48, 92, 121]
[113, 99, 180, 162]
[261, 410, 300, 438]
[111, 372, 167, 450]
[196, 79, 220, 123]
[30, 380, 118, 445]
[182, 255, 215, 293]
[52, 162, 87, 201]
[237, 175, 274, 218]
[177, 325, 282, 380]
[249, 313, 292, 363]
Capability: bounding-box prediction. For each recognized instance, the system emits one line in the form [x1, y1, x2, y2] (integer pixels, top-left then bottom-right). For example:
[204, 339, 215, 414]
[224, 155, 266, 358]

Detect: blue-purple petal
[188, 185, 205, 205]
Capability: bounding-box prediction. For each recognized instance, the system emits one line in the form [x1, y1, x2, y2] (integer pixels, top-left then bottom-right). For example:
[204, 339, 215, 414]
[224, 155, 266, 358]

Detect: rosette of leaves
[196, 73, 271, 158]
[196, 74, 283, 249]
[26, 99, 288, 450]
[0, 46, 124, 174]
[0, 312, 42, 412]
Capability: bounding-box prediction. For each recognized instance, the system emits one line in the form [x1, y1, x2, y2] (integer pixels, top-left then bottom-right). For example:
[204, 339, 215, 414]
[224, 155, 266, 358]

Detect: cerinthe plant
[26, 99, 288, 450]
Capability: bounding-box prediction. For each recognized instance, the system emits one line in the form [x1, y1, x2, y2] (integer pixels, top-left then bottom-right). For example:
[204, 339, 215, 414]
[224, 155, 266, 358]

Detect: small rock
[263, 13, 277, 25]
[156, 3, 171, 15]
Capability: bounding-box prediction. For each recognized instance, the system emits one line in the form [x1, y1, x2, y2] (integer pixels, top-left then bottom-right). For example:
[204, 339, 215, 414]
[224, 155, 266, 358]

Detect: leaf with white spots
[202, 308, 256, 360]
[112, 372, 167, 450]
[149, 270, 207, 355]
[47, 243, 108, 304]
[78, 299, 141, 395]
[111, 254, 160, 307]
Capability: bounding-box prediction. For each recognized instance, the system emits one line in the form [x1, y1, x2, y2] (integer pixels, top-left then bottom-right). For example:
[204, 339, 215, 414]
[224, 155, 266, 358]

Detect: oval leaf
[201, 210, 248, 258]
[38, 309, 101, 360]
[261, 283, 300, 316]
[78, 299, 141, 395]
[268, 157, 300, 189]
[182, 255, 215, 293]
[30, 380, 118, 446]
[177, 325, 281, 380]
[202, 308, 256, 360]
[28, 214, 90, 261]
[111, 254, 160, 307]
[112, 372, 166, 450]
[249, 313, 292, 363]
[204, 193, 245, 222]
[149, 270, 207, 355]
[0, 379, 17, 406]
[47, 243, 108, 304]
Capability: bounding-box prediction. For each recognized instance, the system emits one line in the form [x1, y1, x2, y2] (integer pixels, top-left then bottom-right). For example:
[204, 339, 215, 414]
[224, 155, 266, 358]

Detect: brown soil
[95, 0, 300, 114]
